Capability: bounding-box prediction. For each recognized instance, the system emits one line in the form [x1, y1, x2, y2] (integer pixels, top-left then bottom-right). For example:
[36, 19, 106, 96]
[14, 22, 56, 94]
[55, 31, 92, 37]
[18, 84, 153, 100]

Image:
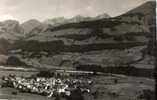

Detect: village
[0, 70, 94, 99]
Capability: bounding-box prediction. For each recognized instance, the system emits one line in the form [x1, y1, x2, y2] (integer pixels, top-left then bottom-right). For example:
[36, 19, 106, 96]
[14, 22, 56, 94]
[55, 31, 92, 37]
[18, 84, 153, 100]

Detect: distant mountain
[68, 15, 92, 23]
[24, 14, 110, 36]
[0, 20, 24, 41]
[44, 17, 68, 26]
[0, 20, 24, 63]
[21, 19, 42, 34]
[95, 13, 110, 19]
[44, 13, 110, 26]
[0, 20, 24, 33]
[0, 1, 155, 69]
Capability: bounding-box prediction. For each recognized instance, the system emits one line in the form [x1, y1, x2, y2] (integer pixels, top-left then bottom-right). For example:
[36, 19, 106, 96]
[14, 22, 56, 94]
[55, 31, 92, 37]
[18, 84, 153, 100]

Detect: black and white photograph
[0, 0, 156, 100]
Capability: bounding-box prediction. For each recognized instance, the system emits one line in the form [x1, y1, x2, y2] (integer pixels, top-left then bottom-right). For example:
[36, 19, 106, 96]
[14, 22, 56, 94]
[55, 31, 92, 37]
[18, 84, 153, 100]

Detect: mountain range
[0, 1, 155, 70]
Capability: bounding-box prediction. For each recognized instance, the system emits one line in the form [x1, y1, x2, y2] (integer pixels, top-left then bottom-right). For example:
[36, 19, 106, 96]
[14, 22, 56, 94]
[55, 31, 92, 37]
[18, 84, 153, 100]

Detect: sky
[0, 0, 154, 23]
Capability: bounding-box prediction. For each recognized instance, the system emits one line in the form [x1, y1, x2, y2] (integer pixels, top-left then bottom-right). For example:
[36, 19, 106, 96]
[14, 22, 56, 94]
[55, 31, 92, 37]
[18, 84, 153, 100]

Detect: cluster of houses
[0, 72, 93, 98]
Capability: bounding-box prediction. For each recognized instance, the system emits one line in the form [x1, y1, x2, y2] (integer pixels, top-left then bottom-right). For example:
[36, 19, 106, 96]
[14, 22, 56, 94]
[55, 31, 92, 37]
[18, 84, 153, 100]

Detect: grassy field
[0, 70, 155, 100]
[0, 88, 53, 100]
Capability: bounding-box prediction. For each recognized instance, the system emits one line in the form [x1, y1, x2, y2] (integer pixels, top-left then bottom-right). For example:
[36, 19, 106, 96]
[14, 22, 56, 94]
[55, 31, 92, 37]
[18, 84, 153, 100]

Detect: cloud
[0, 14, 17, 21]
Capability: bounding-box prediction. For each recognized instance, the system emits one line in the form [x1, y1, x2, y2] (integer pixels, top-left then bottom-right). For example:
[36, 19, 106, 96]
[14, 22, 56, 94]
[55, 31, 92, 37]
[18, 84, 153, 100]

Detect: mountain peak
[69, 15, 91, 23]
[0, 20, 23, 34]
[22, 19, 41, 25]
[44, 13, 110, 26]
[21, 19, 42, 34]
[95, 13, 110, 19]
[126, 1, 156, 15]
[44, 17, 67, 25]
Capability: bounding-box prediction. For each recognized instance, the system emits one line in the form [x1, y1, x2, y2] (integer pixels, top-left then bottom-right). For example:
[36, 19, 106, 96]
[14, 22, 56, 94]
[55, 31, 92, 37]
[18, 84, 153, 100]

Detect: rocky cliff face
[0, 1, 155, 69]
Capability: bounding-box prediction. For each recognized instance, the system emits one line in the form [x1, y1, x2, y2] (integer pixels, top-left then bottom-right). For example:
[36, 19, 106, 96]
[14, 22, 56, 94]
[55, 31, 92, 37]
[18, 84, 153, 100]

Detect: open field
[0, 70, 155, 100]
[0, 88, 52, 100]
